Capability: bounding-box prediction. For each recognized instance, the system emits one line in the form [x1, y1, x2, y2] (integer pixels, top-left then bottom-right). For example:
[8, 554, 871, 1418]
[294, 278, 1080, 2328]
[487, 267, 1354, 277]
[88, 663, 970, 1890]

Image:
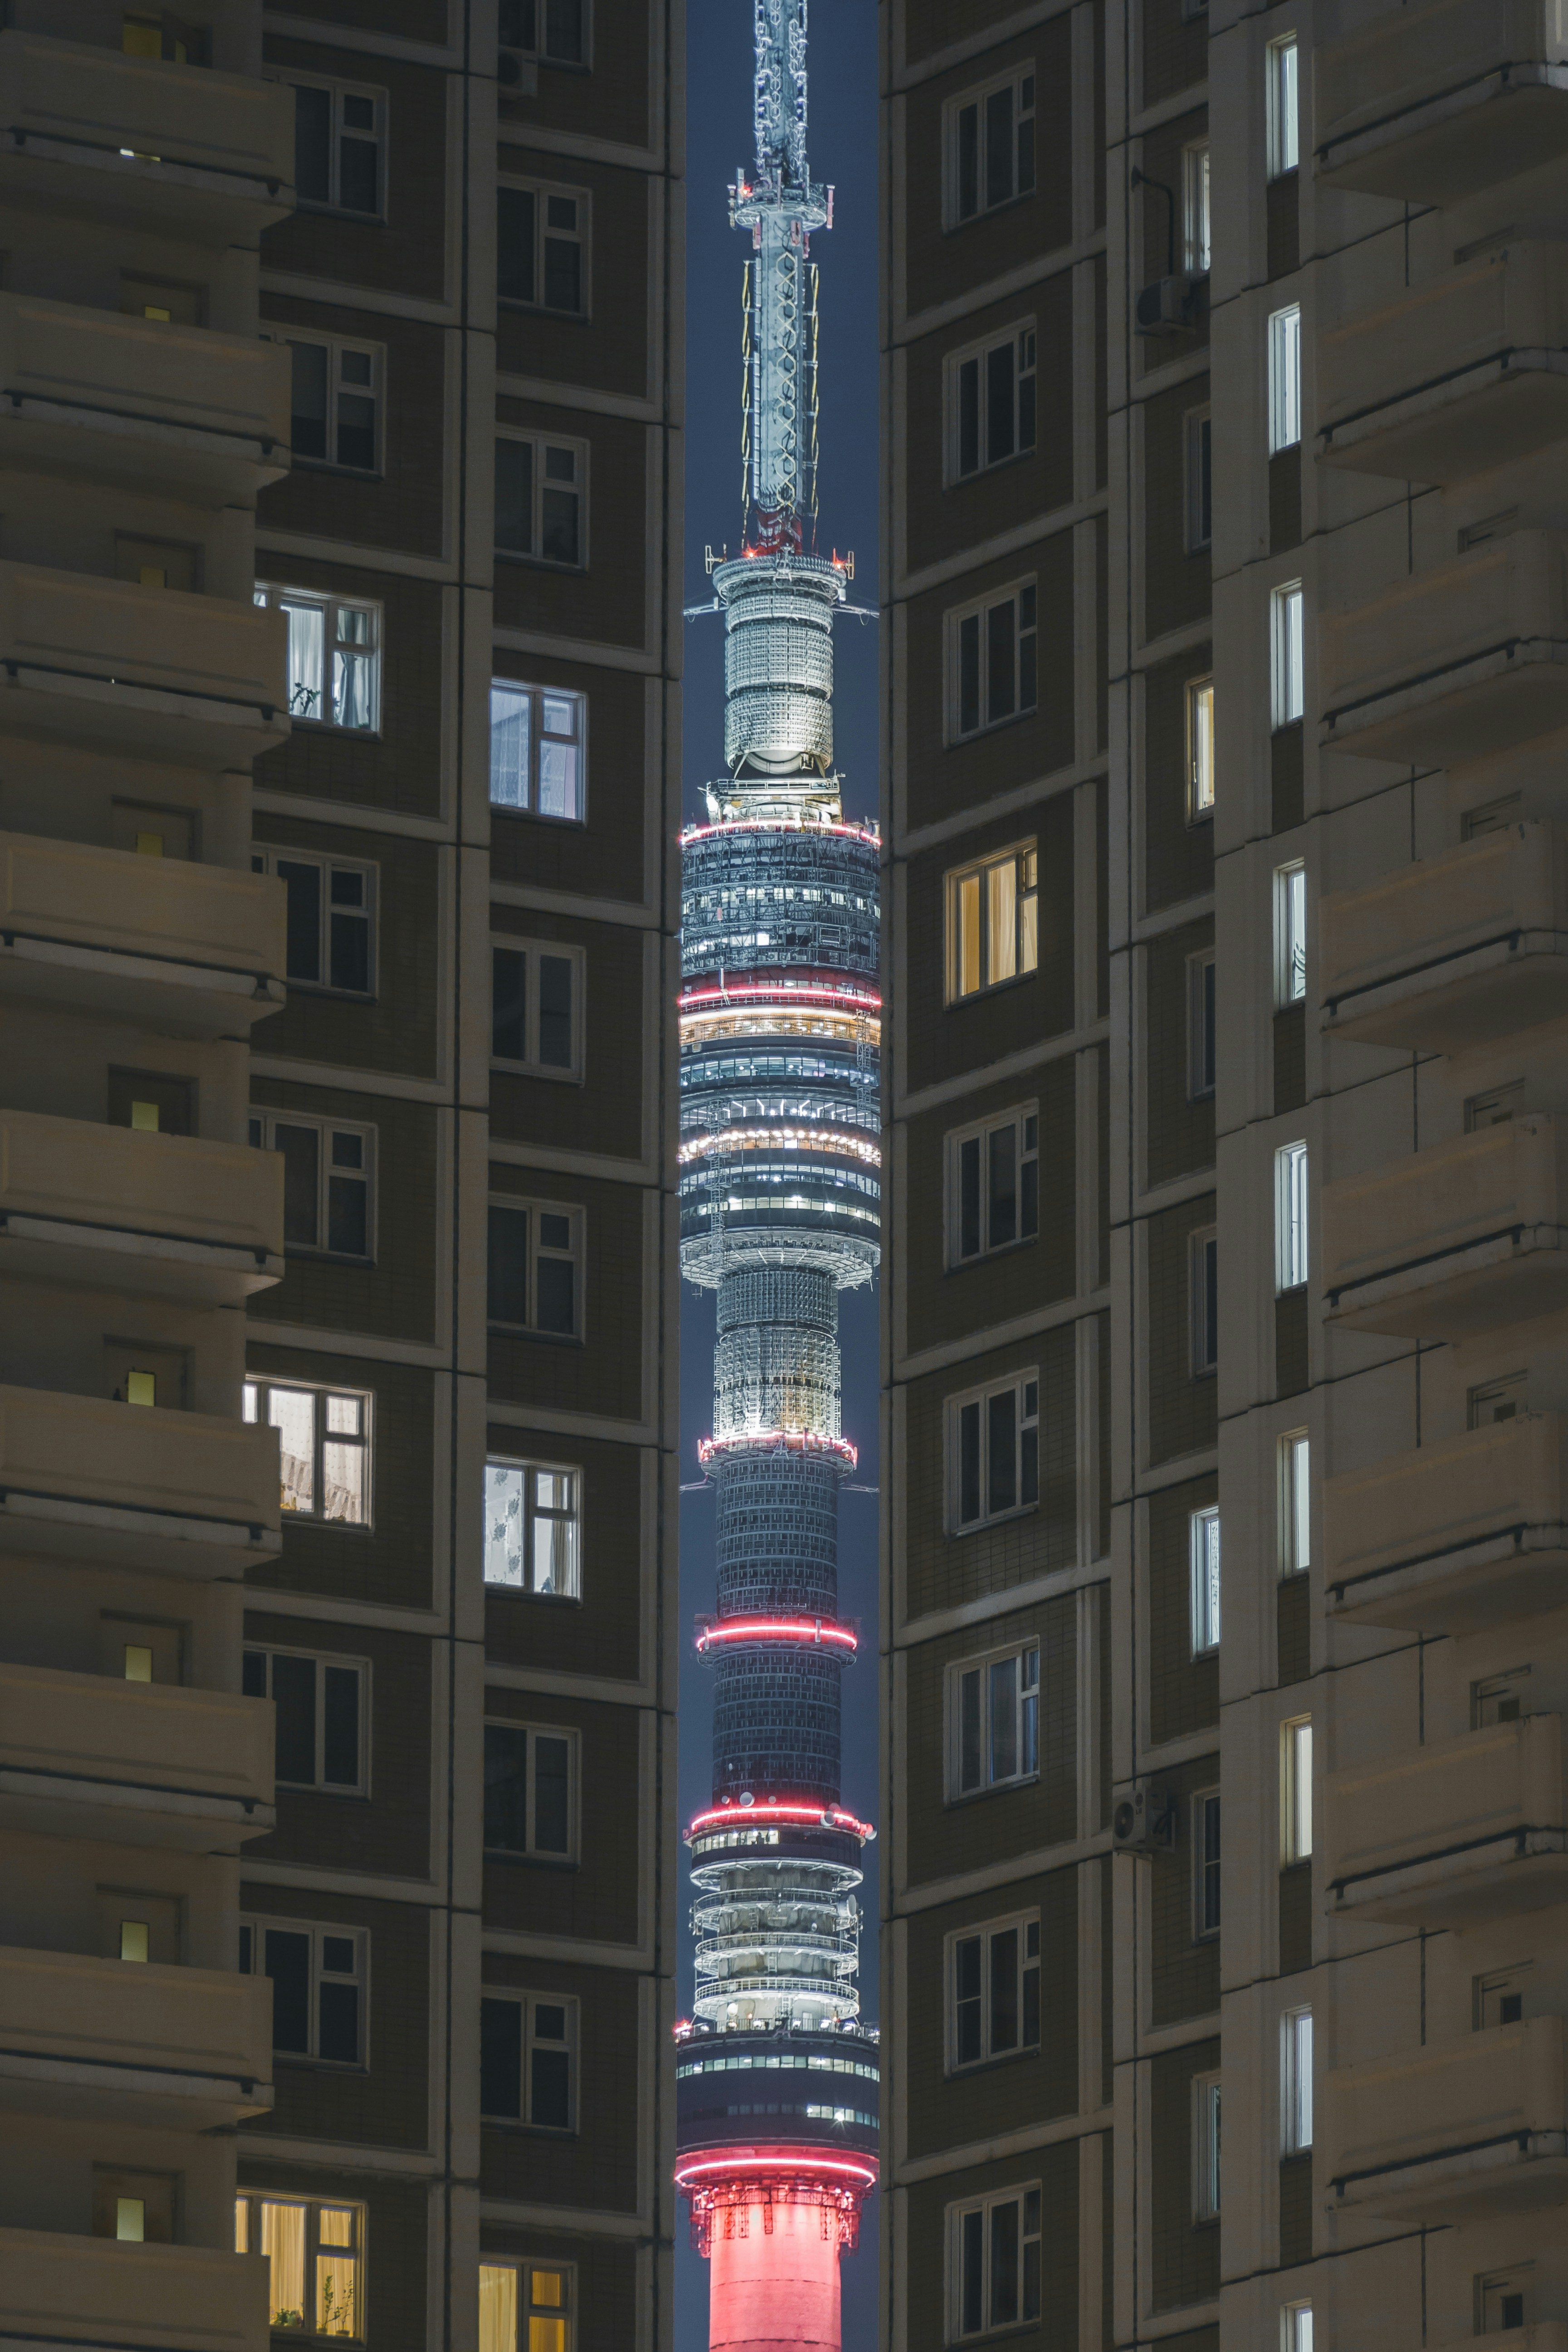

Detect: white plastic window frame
[478, 2260, 578, 2352]
[250, 848, 377, 999]
[241, 1641, 370, 1796]
[1267, 34, 1300, 178]
[499, 0, 592, 67]
[948, 1640, 1041, 1800]
[1186, 947, 1216, 1101]
[283, 330, 384, 476]
[1193, 1788, 1221, 1940]
[946, 1909, 1042, 2074]
[1182, 137, 1211, 272]
[480, 1988, 579, 2131]
[1271, 581, 1305, 729]
[945, 842, 1039, 1001]
[948, 2180, 1043, 2339]
[481, 1717, 579, 1862]
[943, 64, 1037, 230]
[497, 175, 593, 317]
[948, 1370, 1040, 1533]
[490, 937, 585, 1080]
[1267, 305, 1302, 454]
[238, 1915, 368, 2068]
[1280, 2304, 1314, 2352]
[243, 1377, 373, 1529]
[1281, 2005, 1313, 2151]
[1278, 1428, 1310, 1577]
[1186, 675, 1215, 819]
[945, 319, 1038, 483]
[482, 1455, 583, 1599]
[1274, 860, 1307, 1006]
[1275, 1137, 1309, 1292]
[1193, 2070, 1222, 2221]
[233, 2195, 366, 2337]
[253, 584, 382, 734]
[1189, 1504, 1221, 1656]
[1281, 1714, 1313, 1862]
[280, 72, 387, 219]
[946, 578, 1039, 744]
[1189, 1225, 1218, 1377]
[488, 678, 588, 823]
[248, 1109, 377, 1262]
[495, 431, 588, 570]
[1184, 405, 1212, 553]
[487, 1196, 583, 1339]
[946, 1102, 1040, 1266]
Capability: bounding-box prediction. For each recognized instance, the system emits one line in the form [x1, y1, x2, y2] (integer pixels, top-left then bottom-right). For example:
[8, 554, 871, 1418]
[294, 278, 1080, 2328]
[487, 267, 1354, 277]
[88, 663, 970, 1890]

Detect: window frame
[284, 330, 384, 477]
[1182, 137, 1211, 274]
[947, 2182, 1044, 2340]
[1186, 947, 1216, 1101]
[281, 73, 387, 220]
[487, 1196, 584, 1340]
[239, 1915, 368, 2069]
[249, 1108, 377, 1263]
[253, 583, 383, 735]
[479, 2260, 577, 2352]
[479, 1989, 579, 2132]
[1184, 405, 1212, 554]
[1186, 674, 1215, 820]
[1267, 305, 1302, 456]
[943, 65, 1037, 230]
[1266, 34, 1300, 178]
[947, 1371, 1040, 1534]
[497, 175, 593, 318]
[241, 1642, 370, 1797]
[233, 2193, 366, 2339]
[489, 678, 588, 824]
[1274, 860, 1307, 1007]
[1281, 2005, 1313, 2152]
[944, 843, 1039, 1003]
[1280, 2304, 1314, 2352]
[483, 1455, 583, 1600]
[1281, 1714, 1313, 1863]
[946, 1102, 1039, 1267]
[1193, 2069, 1222, 2222]
[243, 1377, 374, 1530]
[1193, 1788, 1221, 1940]
[490, 937, 585, 1080]
[1189, 1225, 1218, 1377]
[1278, 1429, 1310, 1577]
[1274, 1138, 1309, 1293]
[1189, 1504, 1221, 1656]
[948, 1640, 1041, 1802]
[495, 431, 588, 570]
[250, 849, 377, 1000]
[946, 1911, 1042, 2074]
[499, 0, 592, 68]
[946, 320, 1038, 484]
[1271, 581, 1305, 730]
[946, 578, 1038, 744]
[482, 1718, 579, 1863]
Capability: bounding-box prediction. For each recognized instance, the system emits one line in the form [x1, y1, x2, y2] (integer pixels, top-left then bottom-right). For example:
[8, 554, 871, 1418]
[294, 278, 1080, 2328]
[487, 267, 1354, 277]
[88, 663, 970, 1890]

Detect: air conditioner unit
[1111, 1783, 1177, 1854]
[1135, 274, 1196, 335]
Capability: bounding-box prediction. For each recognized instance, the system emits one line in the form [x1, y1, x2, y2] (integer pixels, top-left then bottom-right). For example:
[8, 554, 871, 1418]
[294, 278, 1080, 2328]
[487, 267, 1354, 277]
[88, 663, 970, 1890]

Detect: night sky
[676, 2, 882, 2344]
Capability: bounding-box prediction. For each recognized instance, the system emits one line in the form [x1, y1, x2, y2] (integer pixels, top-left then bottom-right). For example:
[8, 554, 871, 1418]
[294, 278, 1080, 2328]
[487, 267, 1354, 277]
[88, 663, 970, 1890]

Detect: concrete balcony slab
[1324, 1411, 1568, 1635]
[1316, 0, 1568, 204]
[1320, 822, 1568, 1054]
[0, 1658, 273, 1850]
[1323, 2017, 1568, 2223]
[0, 2226, 267, 2352]
[0, 1942, 271, 2128]
[0, 1383, 279, 1574]
[1324, 1715, 1568, 1927]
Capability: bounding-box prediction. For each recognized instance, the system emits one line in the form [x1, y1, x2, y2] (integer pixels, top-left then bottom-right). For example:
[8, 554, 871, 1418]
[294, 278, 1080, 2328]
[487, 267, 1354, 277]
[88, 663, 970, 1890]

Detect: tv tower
[673, 5, 880, 2348]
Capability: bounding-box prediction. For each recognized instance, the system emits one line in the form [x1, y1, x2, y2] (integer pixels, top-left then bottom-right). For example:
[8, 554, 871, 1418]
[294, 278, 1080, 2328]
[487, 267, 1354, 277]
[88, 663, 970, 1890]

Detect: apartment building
[882, 0, 1568, 2346]
[0, 6, 680, 2352]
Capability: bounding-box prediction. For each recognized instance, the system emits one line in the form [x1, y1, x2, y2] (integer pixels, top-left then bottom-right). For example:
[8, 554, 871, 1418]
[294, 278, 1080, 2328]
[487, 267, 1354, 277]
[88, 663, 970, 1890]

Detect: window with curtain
[235, 2196, 363, 2337]
[945, 844, 1039, 1000]
[483, 1458, 581, 1597]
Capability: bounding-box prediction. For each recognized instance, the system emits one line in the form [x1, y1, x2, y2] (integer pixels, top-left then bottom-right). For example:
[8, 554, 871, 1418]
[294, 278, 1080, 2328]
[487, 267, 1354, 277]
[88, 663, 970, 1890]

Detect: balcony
[1320, 822, 1568, 1054]
[0, 2228, 266, 2352]
[1324, 1410, 1568, 1635]
[0, 829, 284, 1039]
[1323, 1715, 1568, 1927]
[0, 292, 290, 501]
[1321, 530, 1568, 767]
[1315, 0, 1568, 205]
[0, 1659, 273, 1851]
[1319, 245, 1568, 485]
[0, 30, 294, 241]
[1322, 1116, 1568, 1338]
[1322, 2016, 1568, 2222]
[0, 563, 288, 764]
[0, 1942, 271, 2128]
[0, 1384, 279, 1573]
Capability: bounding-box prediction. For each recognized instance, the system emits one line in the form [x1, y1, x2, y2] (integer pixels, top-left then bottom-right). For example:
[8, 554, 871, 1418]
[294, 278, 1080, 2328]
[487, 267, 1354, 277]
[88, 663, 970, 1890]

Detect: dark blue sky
[676, 3, 882, 2343]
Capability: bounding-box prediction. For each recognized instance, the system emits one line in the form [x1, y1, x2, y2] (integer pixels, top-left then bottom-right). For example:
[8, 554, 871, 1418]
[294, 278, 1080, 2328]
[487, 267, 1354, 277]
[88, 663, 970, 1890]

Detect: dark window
[497, 186, 537, 304]
[244, 1649, 364, 1792]
[480, 1997, 522, 2118]
[265, 1927, 311, 2053]
[484, 1723, 528, 1852]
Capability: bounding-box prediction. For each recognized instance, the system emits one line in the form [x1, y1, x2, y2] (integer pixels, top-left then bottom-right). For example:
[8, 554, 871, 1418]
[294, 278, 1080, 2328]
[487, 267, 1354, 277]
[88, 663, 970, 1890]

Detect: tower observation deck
[675, 9, 879, 2350]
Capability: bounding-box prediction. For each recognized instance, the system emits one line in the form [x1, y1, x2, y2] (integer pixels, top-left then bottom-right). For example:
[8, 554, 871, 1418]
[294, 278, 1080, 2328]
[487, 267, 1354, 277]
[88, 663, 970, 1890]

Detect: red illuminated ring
[674, 2146, 878, 2192]
[696, 1616, 858, 1657]
[686, 1799, 876, 1841]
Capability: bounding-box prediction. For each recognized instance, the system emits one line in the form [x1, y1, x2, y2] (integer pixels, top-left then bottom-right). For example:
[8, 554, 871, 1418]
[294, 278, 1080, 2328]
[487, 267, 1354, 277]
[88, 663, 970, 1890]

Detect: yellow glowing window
[130, 1099, 159, 1131]
[946, 845, 1038, 1002]
[139, 565, 169, 588]
[117, 2197, 146, 2241]
[235, 2196, 363, 2338]
[120, 1921, 150, 1962]
[1187, 677, 1215, 818]
[135, 831, 165, 855]
[125, 1370, 157, 1407]
[123, 1644, 153, 1681]
[122, 18, 161, 56]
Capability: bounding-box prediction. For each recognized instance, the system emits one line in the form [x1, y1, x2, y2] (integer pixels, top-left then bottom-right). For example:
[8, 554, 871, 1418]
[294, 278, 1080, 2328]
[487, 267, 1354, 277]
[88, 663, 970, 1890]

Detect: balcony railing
[1322, 2016, 1568, 2222]
[1324, 1410, 1568, 1635]
[0, 1941, 271, 2125]
[1320, 821, 1568, 1054]
[1321, 529, 1568, 767]
[1319, 244, 1568, 485]
[1323, 1714, 1568, 1927]
[1322, 1115, 1568, 1338]
[1315, 0, 1568, 205]
[0, 2228, 267, 2352]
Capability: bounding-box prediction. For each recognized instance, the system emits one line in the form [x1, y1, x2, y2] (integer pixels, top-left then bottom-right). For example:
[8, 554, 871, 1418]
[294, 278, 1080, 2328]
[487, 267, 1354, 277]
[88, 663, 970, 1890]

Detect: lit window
[1190, 1505, 1221, 1655]
[484, 1458, 581, 1598]
[1272, 582, 1305, 728]
[949, 2185, 1042, 2338]
[1275, 1139, 1308, 1292]
[480, 1991, 576, 2130]
[492, 941, 583, 1077]
[480, 2263, 574, 2352]
[242, 1646, 367, 1793]
[123, 13, 210, 61]
[951, 1644, 1039, 1798]
[490, 680, 587, 820]
[1268, 306, 1302, 454]
[243, 1380, 372, 1526]
[234, 2195, 363, 2337]
[949, 1106, 1038, 1263]
[240, 1918, 366, 2067]
[1187, 676, 1215, 817]
[1281, 2304, 1313, 2352]
[495, 435, 585, 568]
[1185, 407, 1212, 552]
[946, 844, 1039, 1000]
[1194, 2072, 1222, 2220]
[483, 1721, 575, 1859]
[1274, 861, 1306, 1004]
[499, 0, 588, 66]
[1281, 2007, 1313, 2151]
[1183, 138, 1211, 272]
[1281, 1715, 1313, 1862]
[250, 851, 375, 995]
[1194, 1789, 1220, 1937]
[498, 181, 590, 314]
[289, 77, 384, 218]
[248, 1112, 374, 1259]
[288, 335, 382, 474]
[1187, 949, 1216, 1100]
[253, 586, 381, 732]
[950, 1374, 1039, 1531]
[947, 69, 1036, 225]
[1190, 1226, 1218, 1375]
[488, 1199, 581, 1337]
[950, 323, 1036, 480]
[1278, 1430, 1309, 1575]
[1267, 35, 1299, 178]
[950, 582, 1037, 739]
[949, 1913, 1041, 2069]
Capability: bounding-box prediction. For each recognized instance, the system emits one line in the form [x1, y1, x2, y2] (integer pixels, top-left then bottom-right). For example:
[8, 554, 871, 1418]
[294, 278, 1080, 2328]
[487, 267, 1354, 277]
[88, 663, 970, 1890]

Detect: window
[499, 0, 588, 66]
[484, 1458, 581, 1598]
[946, 844, 1039, 1000]
[1186, 676, 1215, 818]
[949, 324, 1036, 480]
[254, 586, 381, 732]
[1475, 1965, 1530, 2028]
[1281, 2007, 1313, 2151]
[950, 1374, 1038, 1532]
[1281, 2304, 1313, 2352]
[1187, 949, 1216, 1099]
[480, 1992, 576, 2130]
[951, 1644, 1039, 1798]
[950, 1915, 1040, 2070]
[249, 1112, 374, 1259]
[483, 1721, 575, 1859]
[1465, 1081, 1524, 1133]
[492, 941, 582, 1077]
[1468, 1368, 1527, 1426]
[250, 851, 375, 995]
[1475, 2272, 1530, 2337]
[289, 335, 382, 474]
[1194, 2072, 1222, 2220]
[1190, 1505, 1221, 1655]
[243, 1379, 372, 1526]
[1472, 1667, 1530, 1728]
[240, 1919, 365, 2066]
[242, 1646, 367, 1793]
[949, 1107, 1038, 1264]
[1268, 306, 1302, 454]
[495, 434, 585, 568]
[1281, 1715, 1313, 1862]
[950, 582, 1037, 739]
[1275, 1139, 1308, 1292]
[1274, 861, 1306, 1005]
[1184, 407, 1212, 552]
[498, 181, 589, 314]
[950, 2184, 1041, 2337]
[234, 2195, 363, 2338]
[1190, 1227, 1218, 1376]
[490, 680, 586, 821]
[1278, 1431, 1309, 1576]
[947, 69, 1036, 225]
[1194, 1789, 1221, 1938]
[123, 13, 210, 63]
[488, 1200, 581, 1337]
[1182, 138, 1211, 272]
[1267, 35, 1300, 177]
[1272, 582, 1304, 728]
[480, 2263, 575, 2352]
[290, 77, 384, 218]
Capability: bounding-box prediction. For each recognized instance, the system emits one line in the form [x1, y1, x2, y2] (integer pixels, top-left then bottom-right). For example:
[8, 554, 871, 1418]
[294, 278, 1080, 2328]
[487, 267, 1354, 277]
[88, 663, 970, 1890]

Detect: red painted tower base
[678, 2161, 875, 2352]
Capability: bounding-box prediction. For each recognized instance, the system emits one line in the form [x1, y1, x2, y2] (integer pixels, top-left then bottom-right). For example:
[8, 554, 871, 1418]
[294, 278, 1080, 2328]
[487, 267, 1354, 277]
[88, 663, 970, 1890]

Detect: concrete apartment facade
[0, 6, 681, 2352]
[881, 0, 1568, 2347]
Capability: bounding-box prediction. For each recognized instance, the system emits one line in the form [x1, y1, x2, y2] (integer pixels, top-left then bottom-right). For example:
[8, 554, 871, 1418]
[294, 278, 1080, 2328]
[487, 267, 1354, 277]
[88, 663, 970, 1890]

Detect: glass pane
[479, 2267, 519, 2352]
[986, 1387, 1016, 1514]
[484, 1721, 528, 1851]
[957, 873, 981, 996]
[276, 1122, 320, 1248]
[959, 1134, 981, 1259]
[539, 956, 574, 1065]
[497, 186, 537, 304]
[265, 1926, 311, 2052]
[537, 740, 580, 820]
[315, 2248, 357, 2335]
[531, 1507, 578, 1598]
[322, 1439, 367, 1524]
[959, 1668, 982, 1791]
[985, 596, 1015, 724]
[333, 646, 376, 730]
[987, 1123, 1017, 1248]
[528, 2325, 567, 2352]
[325, 1392, 361, 1436]
[986, 858, 1017, 985]
[989, 1658, 1017, 1784]
[534, 1734, 571, 1852]
[531, 2272, 564, 2309]
[259, 2201, 308, 2329]
[289, 341, 328, 460]
[541, 693, 578, 739]
[268, 1387, 316, 1514]
[989, 1927, 1018, 2053]
[484, 1461, 526, 1586]
[490, 683, 532, 808]
[959, 1399, 980, 1524]
[961, 2208, 984, 2333]
[959, 611, 980, 735]
[984, 83, 1014, 208]
[985, 338, 1014, 465]
[283, 599, 326, 720]
[540, 486, 579, 566]
[990, 2197, 1019, 2324]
